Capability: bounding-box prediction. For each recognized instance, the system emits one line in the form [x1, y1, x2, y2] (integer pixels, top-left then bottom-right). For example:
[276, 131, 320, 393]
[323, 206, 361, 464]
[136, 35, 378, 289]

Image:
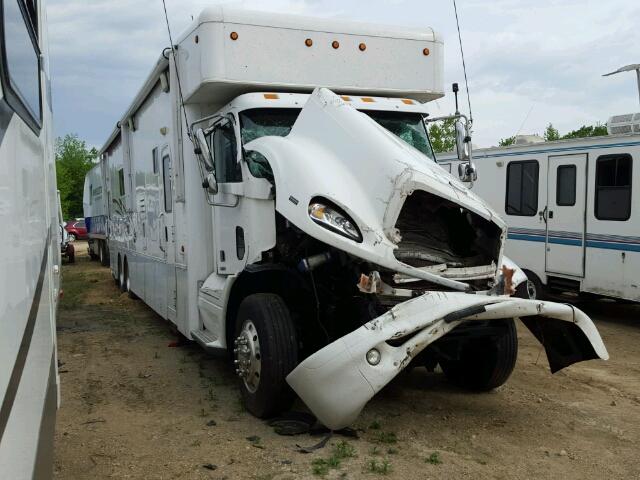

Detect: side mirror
[455, 119, 471, 162]
[194, 128, 218, 194]
[195, 128, 215, 172]
[458, 162, 477, 183]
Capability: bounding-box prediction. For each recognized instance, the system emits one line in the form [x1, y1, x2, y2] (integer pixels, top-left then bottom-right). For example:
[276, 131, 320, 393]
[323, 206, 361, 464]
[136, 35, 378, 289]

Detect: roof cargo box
[177, 7, 444, 105]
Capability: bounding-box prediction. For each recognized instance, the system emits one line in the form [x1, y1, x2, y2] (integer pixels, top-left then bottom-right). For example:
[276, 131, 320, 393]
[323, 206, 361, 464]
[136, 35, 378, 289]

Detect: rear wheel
[119, 258, 127, 292]
[233, 293, 298, 418]
[99, 241, 109, 267]
[440, 319, 518, 391]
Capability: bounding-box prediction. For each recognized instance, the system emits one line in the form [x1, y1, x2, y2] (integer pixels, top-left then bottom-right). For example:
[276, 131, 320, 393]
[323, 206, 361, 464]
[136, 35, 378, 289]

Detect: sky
[46, 0, 640, 149]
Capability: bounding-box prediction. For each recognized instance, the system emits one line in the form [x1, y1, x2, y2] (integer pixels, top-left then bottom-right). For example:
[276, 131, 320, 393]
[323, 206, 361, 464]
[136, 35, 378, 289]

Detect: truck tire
[440, 319, 517, 391]
[233, 293, 298, 419]
[99, 241, 109, 267]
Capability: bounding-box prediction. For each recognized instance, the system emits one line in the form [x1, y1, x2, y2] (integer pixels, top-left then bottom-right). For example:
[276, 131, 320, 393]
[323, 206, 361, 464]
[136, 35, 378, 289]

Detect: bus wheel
[99, 241, 109, 267]
[440, 319, 518, 391]
[233, 293, 298, 418]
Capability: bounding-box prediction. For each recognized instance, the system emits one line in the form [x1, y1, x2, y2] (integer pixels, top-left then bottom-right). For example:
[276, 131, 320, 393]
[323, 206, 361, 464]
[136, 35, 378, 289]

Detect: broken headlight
[308, 200, 363, 243]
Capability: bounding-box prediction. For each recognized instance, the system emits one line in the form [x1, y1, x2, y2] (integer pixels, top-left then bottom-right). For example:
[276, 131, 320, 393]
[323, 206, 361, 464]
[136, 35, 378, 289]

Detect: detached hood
[247, 88, 505, 289]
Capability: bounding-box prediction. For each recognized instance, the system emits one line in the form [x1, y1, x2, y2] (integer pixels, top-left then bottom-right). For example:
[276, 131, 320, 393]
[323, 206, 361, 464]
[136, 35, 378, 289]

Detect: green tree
[544, 123, 560, 141]
[428, 118, 456, 153]
[498, 136, 516, 147]
[562, 124, 608, 139]
[56, 134, 97, 219]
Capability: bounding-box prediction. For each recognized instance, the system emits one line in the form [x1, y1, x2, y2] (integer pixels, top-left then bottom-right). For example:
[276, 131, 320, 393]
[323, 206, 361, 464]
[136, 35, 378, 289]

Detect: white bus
[92, 7, 607, 430]
[439, 121, 639, 303]
[0, 0, 59, 477]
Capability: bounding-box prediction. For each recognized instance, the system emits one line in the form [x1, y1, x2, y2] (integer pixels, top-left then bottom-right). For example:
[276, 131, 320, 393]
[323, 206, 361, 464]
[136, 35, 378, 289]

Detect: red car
[65, 219, 87, 241]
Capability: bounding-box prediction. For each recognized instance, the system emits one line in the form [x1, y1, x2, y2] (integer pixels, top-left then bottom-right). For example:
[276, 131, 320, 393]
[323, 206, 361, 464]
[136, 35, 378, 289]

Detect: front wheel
[440, 319, 518, 391]
[233, 293, 298, 418]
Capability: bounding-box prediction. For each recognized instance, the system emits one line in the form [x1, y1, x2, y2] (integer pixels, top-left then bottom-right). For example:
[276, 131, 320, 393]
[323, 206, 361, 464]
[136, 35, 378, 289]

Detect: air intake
[607, 112, 640, 135]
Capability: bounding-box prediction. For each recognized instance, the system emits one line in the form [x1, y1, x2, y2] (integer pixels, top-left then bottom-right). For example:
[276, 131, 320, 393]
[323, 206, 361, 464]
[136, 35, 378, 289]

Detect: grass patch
[364, 458, 392, 475]
[373, 431, 397, 444]
[311, 441, 356, 476]
[369, 419, 381, 430]
[426, 451, 442, 465]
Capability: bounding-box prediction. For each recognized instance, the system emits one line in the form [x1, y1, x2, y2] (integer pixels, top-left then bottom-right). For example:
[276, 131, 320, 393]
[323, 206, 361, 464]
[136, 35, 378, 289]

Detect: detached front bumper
[286, 292, 608, 430]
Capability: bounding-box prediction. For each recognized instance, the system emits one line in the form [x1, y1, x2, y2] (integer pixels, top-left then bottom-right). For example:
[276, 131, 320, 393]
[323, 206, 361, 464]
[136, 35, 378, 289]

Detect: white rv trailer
[439, 124, 640, 303]
[95, 7, 608, 429]
[0, 0, 60, 477]
[83, 161, 110, 265]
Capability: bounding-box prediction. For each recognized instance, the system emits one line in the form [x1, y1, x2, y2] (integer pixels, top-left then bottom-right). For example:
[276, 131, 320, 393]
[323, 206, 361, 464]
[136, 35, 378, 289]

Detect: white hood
[246, 88, 505, 289]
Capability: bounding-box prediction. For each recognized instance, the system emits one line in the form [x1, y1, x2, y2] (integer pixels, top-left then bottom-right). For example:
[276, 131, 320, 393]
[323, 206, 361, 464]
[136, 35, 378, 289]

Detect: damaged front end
[286, 292, 608, 430]
[245, 88, 608, 430]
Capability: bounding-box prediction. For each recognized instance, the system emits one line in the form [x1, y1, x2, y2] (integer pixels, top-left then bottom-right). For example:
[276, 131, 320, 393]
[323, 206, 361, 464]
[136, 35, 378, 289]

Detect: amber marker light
[423, 47, 430, 56]
[263, 93, 279, 99]
[401, 99, 414, 105]
[341, 96, 352, 102]
[361, 97, 375, 103]
[230, 31, 239, 40]
[332, 40, 340, 49]
[358, 43, 367, 51]
[305, 38, 313, 47]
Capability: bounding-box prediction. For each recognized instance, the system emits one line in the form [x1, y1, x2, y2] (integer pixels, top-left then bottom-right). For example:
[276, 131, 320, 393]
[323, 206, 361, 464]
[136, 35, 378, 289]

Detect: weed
[373, 431, 397, 444]
[153, 351, 160, 359]
[369, 419, 381, 430]
[312, 458, 330, 476]
[199, 408, 207, 417]
[191, 439, 201, 447]
[426, 451, 442, 465]
[369, 446, 380, 456]
[386, 447, 398, 455]
[364, 458, 392, 475]
[332, 440, 356, 460]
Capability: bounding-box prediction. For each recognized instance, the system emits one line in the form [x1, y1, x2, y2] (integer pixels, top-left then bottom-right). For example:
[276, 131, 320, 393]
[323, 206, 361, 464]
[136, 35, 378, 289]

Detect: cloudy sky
[47, 0, 640, 148]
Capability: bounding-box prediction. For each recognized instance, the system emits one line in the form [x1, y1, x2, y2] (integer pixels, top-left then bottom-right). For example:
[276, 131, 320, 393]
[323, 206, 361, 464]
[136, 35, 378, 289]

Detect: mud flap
[520, 316, 600, 373]
[286, 292, 608, 430]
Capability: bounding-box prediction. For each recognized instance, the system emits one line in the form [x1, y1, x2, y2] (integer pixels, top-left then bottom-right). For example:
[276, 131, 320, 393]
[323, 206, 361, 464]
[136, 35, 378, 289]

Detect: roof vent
[514, 134, 545, 145]
[607, 112, 640, 135]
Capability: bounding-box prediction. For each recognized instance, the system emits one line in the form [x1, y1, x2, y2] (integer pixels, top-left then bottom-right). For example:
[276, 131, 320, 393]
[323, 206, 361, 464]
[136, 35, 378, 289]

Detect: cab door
[545, 154, 587, 277]
[210, 120, 247, 275]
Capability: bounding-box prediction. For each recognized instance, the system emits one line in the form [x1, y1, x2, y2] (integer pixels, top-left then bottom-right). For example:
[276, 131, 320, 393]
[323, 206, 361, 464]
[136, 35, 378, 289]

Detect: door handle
[538, 207, 548, 223]
[548, 210, 554, 219]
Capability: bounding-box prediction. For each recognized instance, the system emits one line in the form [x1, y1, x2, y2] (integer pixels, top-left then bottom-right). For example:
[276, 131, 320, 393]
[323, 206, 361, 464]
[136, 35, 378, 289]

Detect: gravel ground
[54, 244, 640, 479]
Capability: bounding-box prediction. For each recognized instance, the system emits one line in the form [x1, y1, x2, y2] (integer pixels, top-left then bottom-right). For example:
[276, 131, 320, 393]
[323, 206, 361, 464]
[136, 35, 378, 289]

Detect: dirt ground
[54, 243, 640, 479]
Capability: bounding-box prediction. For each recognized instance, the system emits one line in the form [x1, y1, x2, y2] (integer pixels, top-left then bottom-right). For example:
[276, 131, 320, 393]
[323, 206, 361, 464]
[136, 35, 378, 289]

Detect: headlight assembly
[308, 201, 363, 243]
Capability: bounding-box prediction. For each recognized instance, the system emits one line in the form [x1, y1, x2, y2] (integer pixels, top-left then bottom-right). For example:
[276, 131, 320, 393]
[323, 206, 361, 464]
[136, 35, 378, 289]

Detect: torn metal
[286, 292, 608, 430]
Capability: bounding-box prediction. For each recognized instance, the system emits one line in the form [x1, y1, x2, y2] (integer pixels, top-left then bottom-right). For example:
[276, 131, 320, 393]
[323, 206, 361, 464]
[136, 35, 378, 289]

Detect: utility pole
[603, 64, 640, 105]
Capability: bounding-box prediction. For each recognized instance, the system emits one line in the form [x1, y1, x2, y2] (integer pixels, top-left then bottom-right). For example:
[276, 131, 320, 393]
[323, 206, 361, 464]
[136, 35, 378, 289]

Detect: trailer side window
[162, 154, 173, 213]
[595, 154, 632, 221]
[505, 160, 539, 216]
[213, 123, 241, 183]
[152, 147, 159, 174]
[118, 168, 125, 196]
[556, 165, 576, 206]
[0, 0, 42, 133]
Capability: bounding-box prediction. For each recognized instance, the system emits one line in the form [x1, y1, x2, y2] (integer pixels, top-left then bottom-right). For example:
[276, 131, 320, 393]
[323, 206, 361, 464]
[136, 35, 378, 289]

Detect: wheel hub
[234, 320, 261, 393]
[526, 279, 537, 299]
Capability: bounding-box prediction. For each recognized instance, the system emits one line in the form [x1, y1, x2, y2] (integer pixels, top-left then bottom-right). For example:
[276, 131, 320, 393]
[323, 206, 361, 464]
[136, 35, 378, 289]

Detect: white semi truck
[93, 7, 608, 429]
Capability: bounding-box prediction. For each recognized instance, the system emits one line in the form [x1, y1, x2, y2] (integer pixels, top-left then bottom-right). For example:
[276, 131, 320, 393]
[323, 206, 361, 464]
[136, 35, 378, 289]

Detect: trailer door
[545, 154, 587, 277]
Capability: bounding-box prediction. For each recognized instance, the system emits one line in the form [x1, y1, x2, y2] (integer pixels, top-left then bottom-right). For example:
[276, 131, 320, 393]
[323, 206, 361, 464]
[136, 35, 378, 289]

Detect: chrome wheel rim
[234, 320, 261, 393]
[526, 279, 537, 299]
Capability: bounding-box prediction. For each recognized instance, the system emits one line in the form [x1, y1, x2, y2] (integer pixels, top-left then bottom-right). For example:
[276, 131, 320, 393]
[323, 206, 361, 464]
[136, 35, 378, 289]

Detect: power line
[161, 0, 191, 140]
[453, 0, 473, 124]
